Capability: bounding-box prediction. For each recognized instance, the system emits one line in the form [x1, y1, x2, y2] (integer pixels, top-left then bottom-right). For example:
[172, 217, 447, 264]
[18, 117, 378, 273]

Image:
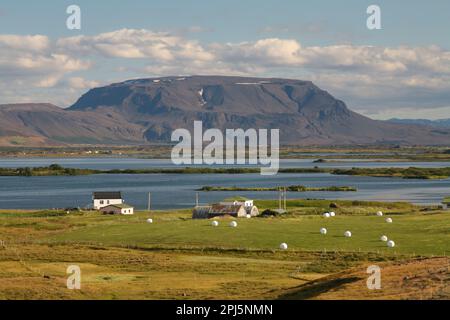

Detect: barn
[100, 203, 134, 215]
[219, 200, 259, 217]
[209, 204, 247, 218]
[192, 206, 211, 219]
[192, 203, 252, 219]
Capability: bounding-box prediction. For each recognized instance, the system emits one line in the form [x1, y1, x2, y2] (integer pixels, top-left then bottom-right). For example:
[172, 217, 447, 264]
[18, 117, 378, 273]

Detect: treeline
[332, 167, 450, 179]
[0, 164, 98, 176]
[1, 164, 449, 180]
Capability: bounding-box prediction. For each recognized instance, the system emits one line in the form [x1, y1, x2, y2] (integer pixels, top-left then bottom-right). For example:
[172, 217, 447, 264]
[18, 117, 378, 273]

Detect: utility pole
[284, 187, 287, 210]
[196, 192, 199, 207]
[147, 192, 151, 211]
[278, 188, 282, 210]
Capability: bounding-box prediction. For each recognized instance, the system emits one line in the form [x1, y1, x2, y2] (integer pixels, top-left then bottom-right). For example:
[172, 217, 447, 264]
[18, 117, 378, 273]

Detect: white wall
[100, 206, 134, 215]
[244, 200, 254, 208]
[121, 207, 134, 215]
[93, 198, 123, 210]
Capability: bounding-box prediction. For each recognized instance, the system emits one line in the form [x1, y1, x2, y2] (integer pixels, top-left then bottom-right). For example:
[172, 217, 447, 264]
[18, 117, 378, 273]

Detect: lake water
[1, 157, 450, 169]
[0, 158, 449, 209]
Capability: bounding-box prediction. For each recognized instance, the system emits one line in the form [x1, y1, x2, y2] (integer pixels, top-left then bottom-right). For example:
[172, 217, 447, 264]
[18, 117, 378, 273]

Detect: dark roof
[209, 204, 244, 215]
[93, 192, 122, 200]
[100, 203, 133, 209]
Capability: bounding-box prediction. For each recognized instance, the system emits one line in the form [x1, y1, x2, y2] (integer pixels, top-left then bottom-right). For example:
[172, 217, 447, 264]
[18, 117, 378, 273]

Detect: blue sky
[1, 0, 450, 119]
[2, 0, 450, 47]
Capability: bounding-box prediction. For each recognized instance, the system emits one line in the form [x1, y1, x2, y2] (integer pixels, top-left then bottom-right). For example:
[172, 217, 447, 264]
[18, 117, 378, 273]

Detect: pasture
[0, 199, 449, 299]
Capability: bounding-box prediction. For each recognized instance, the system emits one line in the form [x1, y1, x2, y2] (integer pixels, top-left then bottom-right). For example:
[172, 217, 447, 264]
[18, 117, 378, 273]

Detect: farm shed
[192, 204, 249, 219]
[100, 204, 134, 215]
[219, 200, 259, 217]
[209, 204, 247, 218]
[192, 206, 212, 219]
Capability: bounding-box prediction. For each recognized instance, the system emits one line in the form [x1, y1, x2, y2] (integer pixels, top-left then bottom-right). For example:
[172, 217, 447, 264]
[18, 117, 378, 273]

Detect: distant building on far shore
[92, 191, 123, 209]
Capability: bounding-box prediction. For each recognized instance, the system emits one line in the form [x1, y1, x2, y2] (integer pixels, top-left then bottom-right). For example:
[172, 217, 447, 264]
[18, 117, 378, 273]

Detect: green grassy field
[47, 211, 450, 256]
[0, 200, 449, 300]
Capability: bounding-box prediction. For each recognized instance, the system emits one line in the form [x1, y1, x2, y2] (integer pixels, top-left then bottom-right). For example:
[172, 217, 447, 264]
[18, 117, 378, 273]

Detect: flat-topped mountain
[1, 76, 449, 146]
[68, 76, 450, 145]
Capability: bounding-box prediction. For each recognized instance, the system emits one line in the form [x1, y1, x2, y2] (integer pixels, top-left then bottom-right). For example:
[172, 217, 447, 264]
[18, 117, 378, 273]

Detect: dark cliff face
[1, 76, 449, 146]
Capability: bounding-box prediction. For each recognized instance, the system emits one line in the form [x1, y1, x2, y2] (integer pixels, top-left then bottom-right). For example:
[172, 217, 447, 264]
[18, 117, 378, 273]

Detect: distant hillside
[0, 103, 144, 146]
[1, 76, 450, 146]
[388, 118, 450, 128]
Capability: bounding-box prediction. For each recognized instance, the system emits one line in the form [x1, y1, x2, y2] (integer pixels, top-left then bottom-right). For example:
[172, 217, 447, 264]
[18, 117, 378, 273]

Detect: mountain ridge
[0, 76, 449, 146]
[388, 118, 450, 128]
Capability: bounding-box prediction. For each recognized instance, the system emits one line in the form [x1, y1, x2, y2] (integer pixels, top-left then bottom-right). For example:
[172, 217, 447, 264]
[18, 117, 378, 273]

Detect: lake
[1, 157, 450, 169]
[0, 158, 449, 209]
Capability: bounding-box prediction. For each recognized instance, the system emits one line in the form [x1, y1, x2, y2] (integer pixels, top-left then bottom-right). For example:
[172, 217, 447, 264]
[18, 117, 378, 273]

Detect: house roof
[100, 203, 133, 209]
[209, 204, 244, 215]
[93, 192, 122, 200]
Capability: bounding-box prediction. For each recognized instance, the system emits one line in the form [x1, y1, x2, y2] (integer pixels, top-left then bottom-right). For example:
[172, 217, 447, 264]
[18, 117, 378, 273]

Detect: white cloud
[67, 77, 100, 90]
[57, 29, 214, 62]
[2, 28, 450, 118]
[0, 34, 50, 52]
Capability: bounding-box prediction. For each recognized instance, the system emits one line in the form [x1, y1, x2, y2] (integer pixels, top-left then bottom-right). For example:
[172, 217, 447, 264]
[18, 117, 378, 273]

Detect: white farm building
[92, 192, 124, 210]
[99, 204, 134, 215]
[192, 200, 259, 219]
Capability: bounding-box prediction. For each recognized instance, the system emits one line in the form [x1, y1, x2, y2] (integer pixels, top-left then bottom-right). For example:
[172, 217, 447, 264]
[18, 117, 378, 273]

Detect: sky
[1, 0, 450, 119]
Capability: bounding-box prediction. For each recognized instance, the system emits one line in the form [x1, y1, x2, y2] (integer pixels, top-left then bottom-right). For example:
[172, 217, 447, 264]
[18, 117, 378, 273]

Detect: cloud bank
[1, 28, 450, 119]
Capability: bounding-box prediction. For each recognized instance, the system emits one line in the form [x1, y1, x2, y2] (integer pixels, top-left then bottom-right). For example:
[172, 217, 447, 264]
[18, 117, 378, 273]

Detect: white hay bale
[386, 217, 393, 223]
[323, 212, 330, 218]
[377, 211, 383, 217]
[330, 212, 336, 217]
[344, 231, 352, 238]
[320, 228, 327, 235]
[279, 243, 288, 250]
[387, 240, 395, 248]
[380, 235, 388, 242]
[229, 221, 238, 228]
[146, 218, 153, 224]
[246, 214, 251, 219]
[211, 220, 219, 227]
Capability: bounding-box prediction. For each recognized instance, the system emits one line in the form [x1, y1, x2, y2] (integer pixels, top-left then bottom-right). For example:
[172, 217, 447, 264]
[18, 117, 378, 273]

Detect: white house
[100, 203, 134, 215]
[92, 192, 124, 210]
